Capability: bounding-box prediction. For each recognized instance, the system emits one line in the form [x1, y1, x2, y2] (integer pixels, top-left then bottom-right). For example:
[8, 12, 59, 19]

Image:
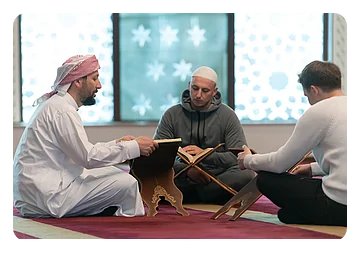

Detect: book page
[155, 138, 182, 144]
[193, 148, 213, 162]
[177, 147, 213, 163]
[177, 147, 194, 162]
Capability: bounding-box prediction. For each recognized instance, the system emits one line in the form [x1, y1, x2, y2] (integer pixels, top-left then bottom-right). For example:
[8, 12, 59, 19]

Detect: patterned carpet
[13, 196, 346, 239]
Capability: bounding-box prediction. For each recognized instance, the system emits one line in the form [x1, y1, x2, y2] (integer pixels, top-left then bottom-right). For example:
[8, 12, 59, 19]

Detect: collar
[63, 92, 79, 111]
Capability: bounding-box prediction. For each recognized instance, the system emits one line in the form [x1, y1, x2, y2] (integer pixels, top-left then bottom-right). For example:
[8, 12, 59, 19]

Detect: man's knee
[113, 172, 139, 190]
[256, 171, 271, 193]
[223, 169, 255, 190]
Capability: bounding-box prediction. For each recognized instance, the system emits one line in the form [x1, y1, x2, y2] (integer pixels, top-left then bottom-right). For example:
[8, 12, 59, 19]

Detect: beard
[82, 90, 97, 106]
[82, 96, 96, 106]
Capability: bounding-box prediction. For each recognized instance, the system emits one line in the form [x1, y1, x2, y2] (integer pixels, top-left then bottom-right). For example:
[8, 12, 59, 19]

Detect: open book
[177, 143, 224, 164]
[130, 138, 182, 177]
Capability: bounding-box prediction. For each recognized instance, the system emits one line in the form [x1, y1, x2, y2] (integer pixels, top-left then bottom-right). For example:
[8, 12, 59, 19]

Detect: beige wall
[13, 123, 295, 156]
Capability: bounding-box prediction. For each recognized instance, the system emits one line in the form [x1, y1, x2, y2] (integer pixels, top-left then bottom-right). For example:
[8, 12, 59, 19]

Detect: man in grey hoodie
[154, 66, 255, 205]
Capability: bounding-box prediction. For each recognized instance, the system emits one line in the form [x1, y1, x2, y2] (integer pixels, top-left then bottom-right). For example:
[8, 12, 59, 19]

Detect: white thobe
[244, 96, 347, 205]
[13, 93, 145, 218]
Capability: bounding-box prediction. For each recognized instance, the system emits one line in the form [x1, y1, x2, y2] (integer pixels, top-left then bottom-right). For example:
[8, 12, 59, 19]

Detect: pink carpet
[13, 198, 341, 239]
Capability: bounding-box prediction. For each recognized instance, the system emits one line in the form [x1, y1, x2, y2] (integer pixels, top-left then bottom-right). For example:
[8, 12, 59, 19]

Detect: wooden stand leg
[211, 176, 262, 221]
[135, 168, 189, 217]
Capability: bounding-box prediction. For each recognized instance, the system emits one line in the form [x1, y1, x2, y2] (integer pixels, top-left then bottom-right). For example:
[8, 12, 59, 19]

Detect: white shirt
[13, 93, 140, 215]
[244, 96, 347, 205]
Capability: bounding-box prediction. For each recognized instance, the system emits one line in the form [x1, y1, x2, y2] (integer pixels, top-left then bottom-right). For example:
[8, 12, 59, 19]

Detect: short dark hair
[297, 60, 342, 92]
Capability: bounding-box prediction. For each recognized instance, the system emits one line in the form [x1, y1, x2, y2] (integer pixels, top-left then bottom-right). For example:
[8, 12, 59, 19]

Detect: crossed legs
[256, 171, 346, 226]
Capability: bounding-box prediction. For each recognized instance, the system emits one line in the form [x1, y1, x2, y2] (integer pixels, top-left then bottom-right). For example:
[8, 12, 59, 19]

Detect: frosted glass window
[119, 13, 228, 121]
[20, 14, 114, 123]
[234, 14, 324, 124]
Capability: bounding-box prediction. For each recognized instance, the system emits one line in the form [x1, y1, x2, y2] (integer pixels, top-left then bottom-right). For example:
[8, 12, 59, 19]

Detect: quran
[175, 143, 224, 178]
[129, 138, 189, 217]
[177, 145, 222, 164]
[130, 138, 182, 176]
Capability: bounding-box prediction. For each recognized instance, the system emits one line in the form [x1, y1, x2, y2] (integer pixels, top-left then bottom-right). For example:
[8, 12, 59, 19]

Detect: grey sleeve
[202, 111, 247, 168]
[153, 109, 188, 178]
[153, 109, 175, 140]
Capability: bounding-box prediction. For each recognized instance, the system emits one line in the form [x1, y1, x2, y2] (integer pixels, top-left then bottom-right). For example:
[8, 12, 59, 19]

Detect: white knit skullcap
[191, 66, 218, 84]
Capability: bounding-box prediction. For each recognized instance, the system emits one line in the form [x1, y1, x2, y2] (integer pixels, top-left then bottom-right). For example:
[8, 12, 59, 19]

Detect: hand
[116, 135, 135, 142]
[237, 145, 251, 170]
[182, 145, 203, 155]
[292, 164, 312, 177]
[135, 136, 159, 156]
[186, 167, 211, 184]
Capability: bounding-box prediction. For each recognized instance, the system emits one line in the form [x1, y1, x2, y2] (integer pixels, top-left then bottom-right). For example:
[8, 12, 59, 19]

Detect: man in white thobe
[13, 54, 158, 218]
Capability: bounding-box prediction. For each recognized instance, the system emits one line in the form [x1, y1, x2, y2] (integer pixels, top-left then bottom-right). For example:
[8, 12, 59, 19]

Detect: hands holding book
[116, 136, 158, 157]
[136, 136, 159, 156]
[237, 145, 252, 170]
[135, 136, 159, 157]
[292, 164, 312, 177]
[180, 145, 211, 184]
[181, 145, 204, 156]
[116, 135, 136, 142]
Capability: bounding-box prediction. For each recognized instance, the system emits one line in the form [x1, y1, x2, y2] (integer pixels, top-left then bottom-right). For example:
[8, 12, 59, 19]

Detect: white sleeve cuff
[116, 139, 140, 159]
[244, 154, 253, 169]
[311, 162, 325, 176]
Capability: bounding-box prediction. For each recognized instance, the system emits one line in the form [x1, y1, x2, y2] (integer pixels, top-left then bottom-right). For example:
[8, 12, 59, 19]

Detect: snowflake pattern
[132, 25, 151, 47]
[187, 25, 206, 47]
[147, 60, 165, 82]
[160, 94, 180, 111]
[172, 59, 192, 81]
[132, 94, 152, 116]
[160, 25, 179, 47]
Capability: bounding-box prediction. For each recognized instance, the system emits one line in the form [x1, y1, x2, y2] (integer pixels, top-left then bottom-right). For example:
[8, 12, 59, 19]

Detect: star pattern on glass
[160, 93, 180, 111]
[187, 25, 206, 47]
[132, 94, 152, 116]
[132, 25, 151, 47]
[147, 60, 165, 82]
[160, 25, 179, 47]
[172, 59, 192, 81]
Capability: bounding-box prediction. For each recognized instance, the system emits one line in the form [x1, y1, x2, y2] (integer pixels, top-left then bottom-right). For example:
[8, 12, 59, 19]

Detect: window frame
[16, 13, 330, 124]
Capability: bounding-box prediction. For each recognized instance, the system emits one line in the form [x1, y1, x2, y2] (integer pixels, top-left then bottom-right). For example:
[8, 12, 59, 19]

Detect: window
[20, 13, 114, 123]
[17, 13, 327, 124]
[118, 13, 228, 121]
[234, 13, 324, 123]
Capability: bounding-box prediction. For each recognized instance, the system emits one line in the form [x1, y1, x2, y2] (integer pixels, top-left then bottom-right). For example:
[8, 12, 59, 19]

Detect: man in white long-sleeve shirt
[13, 54, 158, 218]
[238, 60, 346, 226]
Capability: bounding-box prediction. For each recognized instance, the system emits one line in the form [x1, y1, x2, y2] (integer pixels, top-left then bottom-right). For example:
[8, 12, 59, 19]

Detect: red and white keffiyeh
[33, 54, 100, 106]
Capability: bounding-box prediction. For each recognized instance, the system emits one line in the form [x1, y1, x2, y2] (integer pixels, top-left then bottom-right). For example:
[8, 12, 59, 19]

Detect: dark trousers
[256, 171, 347, 226]
[176, 167, 255, 205]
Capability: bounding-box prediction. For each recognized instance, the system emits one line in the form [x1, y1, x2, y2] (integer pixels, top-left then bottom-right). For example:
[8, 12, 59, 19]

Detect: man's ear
[310, 85, 320, 95]
[72, 79, 83, 88]
[213, 87, 218, 97]
[188, 81, 191, 90]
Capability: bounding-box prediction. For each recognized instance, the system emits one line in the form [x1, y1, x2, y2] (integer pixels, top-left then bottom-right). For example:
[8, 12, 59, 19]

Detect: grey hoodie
[154, 89, 248, 176]
[154, 89, 247, 175]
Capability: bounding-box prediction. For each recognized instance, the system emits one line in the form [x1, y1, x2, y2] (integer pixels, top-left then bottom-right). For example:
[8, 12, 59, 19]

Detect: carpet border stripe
[13, 216, 101, 239]
[184, 204, 346, 237]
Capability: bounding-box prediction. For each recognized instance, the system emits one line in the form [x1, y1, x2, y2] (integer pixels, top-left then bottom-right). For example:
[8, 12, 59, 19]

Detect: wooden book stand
[211, 149, 312, 221]
[130, 139, 189, 217]
[175, 143, 238, 196]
